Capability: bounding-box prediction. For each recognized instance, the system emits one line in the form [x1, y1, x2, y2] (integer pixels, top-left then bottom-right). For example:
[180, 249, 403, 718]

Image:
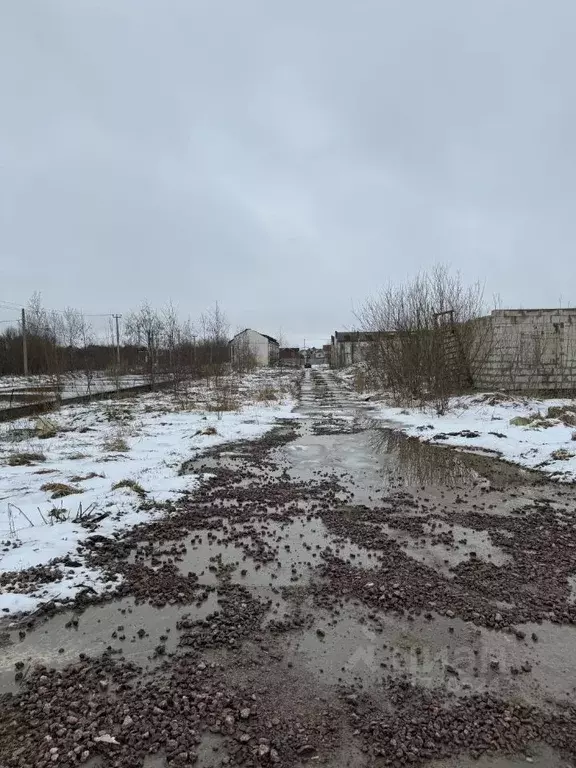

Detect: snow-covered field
[0, 372, 164, 406]
[336, 366, 576, 482]
[0, 370, 299, 615]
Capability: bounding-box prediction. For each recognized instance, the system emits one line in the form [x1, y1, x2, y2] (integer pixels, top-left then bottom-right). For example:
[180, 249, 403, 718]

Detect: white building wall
[231, 329, 271, 366]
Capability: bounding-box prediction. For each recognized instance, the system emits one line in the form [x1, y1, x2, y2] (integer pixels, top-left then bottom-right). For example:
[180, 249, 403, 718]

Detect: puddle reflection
[369, 427, 484, 488]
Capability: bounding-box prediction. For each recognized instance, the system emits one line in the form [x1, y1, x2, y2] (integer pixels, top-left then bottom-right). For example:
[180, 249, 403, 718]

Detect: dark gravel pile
[345, 679, 576, 765]
[3, 647, 576, 768]
[0, 643, 345, 768]
[178, 583, 268, 650]
[314, 494, 576, 627]
[0, 563, 66, 600]
[4, 370, 576, 767]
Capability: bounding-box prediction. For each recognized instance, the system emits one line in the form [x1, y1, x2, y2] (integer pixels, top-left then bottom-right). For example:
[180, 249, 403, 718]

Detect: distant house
[279, 348, 302, 367]
[229, 329, 280, 367]
[307, 347, 327, 365]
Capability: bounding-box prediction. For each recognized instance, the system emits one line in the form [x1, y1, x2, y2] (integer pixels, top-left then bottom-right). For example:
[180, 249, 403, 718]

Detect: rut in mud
[2, 369, 576, 768]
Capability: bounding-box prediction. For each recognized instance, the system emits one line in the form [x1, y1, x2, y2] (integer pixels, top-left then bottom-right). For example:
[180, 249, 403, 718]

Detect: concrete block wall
[474, 309, 576, 392]
[331, 340, 372, 367]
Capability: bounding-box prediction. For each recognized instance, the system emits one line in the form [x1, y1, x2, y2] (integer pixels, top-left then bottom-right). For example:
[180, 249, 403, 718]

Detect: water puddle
[283, 423, 499, 507]
[429, 744, 571, 768]
[283, 432, 393, 504]
[369, 428, 484, 489]
[282, 602, 483, 693]
[138, 517, 381, 589]
[375, 519, 511, 575]
[0, 594, 218, 694]
[282, 599, 576, 706]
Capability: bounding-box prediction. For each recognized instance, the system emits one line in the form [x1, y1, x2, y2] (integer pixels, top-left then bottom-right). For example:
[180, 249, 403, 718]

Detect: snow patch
[0, 370, 300, 615]
[370, 393, 576, 481]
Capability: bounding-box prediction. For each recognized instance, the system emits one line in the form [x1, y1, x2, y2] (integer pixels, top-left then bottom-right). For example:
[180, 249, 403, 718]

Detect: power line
[0, 299, 23, 307]
[0, 300, 116, 318]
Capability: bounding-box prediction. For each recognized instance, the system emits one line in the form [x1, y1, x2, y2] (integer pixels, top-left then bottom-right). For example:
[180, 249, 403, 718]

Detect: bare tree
[198, 302, 230, 375]
[78, 314, 96, 395]
[26, 291, 48, 337]
[124, 301, 164, 386]
[358, 265, 493, 413]
[62, 307, 87, 390]
[162, 301, 179, 370]
[200, 302, 229, 344]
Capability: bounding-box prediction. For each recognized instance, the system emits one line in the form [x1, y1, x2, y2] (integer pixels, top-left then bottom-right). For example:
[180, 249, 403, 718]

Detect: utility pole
[113, 314, 122, 367]
[21, 308, 28, 376]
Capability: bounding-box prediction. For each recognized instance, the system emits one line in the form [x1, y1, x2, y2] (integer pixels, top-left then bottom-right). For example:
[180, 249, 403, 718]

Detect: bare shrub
[198, 302, 231, 377]
[255, 386, 278, 402]
[357, 265, 493, 413]
[206, 380, 239, 414]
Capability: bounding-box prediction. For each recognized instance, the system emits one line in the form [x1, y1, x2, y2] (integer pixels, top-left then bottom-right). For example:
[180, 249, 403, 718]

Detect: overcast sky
[1, 1, 575, 346]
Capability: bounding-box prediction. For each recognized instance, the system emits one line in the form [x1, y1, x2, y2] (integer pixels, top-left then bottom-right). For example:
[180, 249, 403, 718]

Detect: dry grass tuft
[194, 425, 218, 436]
[547, 405, 576, 427]
[40, 482, 82, 499]
[7, 452, 46, 466]
[103, 434, 130, 453]
[206, 397, 239, 413]
[550, 448, 575, 461]
[112, 478, 146, 497]
[69, 472, 104, 482]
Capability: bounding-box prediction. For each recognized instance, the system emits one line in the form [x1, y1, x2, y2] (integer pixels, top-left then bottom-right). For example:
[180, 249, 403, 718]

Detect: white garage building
[229, 329, 280, 367]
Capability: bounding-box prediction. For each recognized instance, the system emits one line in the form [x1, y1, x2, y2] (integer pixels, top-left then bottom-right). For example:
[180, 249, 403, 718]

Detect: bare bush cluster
[357, 265, 493, 413]
[0, 294, 233, 391]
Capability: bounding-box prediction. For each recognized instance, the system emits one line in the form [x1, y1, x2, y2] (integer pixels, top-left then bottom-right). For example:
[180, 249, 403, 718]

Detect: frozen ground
[335, 367, 576, 482]
[0, 369, 299, 614]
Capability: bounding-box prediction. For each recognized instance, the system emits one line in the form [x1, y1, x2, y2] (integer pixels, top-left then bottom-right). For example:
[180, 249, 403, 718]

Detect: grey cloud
[1, 0, 576, 344]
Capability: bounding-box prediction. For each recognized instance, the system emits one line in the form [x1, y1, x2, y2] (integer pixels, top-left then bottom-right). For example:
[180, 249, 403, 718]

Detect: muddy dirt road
[2, 369, 576, 767]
